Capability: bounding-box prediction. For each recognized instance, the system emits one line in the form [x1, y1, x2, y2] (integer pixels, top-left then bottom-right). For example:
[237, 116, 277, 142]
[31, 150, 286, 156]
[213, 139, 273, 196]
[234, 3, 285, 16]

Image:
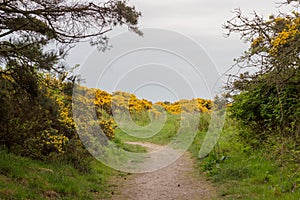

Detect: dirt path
[110, 142, 217, 200]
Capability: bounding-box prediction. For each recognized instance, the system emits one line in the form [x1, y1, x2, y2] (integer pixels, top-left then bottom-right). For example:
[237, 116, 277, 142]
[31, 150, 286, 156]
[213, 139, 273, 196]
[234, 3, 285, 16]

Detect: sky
[68, 0, 292, 102]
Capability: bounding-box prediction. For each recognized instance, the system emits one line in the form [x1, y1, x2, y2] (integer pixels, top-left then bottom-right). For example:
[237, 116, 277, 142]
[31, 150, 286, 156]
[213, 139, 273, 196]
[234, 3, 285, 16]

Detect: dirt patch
[109, 142, 217, 200]
[125, 141, 163, 152]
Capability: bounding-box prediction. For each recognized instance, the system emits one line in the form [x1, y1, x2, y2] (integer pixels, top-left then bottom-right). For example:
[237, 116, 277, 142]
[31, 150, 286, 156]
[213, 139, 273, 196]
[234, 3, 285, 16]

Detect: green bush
[230, 79, 300, 148]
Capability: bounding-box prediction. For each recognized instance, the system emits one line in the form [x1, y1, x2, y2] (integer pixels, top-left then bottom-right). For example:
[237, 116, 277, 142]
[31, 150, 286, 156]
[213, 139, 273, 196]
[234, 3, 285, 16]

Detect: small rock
[38, 167, 54, 173]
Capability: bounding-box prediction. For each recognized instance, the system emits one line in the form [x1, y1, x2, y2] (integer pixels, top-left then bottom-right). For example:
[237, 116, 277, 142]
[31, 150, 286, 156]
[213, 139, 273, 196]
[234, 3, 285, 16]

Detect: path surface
[110, 142, 216, 200]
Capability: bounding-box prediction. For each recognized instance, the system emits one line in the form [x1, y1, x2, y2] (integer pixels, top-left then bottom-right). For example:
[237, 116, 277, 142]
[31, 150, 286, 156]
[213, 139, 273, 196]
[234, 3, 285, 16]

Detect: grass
[208, 153, 300, 200]
[0, 138, 149, 200]
[115, 113, 181, 145]
[0, 148, 119, 199]
[115, 113, 209, 147]
[189, 120, 300, 200]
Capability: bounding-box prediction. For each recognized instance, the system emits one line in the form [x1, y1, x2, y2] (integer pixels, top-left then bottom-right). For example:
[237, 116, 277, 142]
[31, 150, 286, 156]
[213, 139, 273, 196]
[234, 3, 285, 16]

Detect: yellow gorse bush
[95, 89, 112, 114]
[251, 12, 300, 56]
[155, 98, 212, 114]
[111, 91, 153, 114]
[99, 119, 116, 139]
[41, 129, 69, 154]
[37, 75, 213, 156]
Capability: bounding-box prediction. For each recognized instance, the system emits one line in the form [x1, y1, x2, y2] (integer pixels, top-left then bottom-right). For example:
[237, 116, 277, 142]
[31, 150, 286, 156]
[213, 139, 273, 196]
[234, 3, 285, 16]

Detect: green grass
[208, 153, 300, 200]
[115, 114, 181, 145]
[0, 132, 150, 200]
[190, 121, 300, 200]
[0, 148, 121, 199]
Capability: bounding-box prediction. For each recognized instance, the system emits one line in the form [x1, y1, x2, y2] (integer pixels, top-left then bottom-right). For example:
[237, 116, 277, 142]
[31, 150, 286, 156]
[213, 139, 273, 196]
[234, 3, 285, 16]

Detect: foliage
[0, 74, 130, 174]
[229, 81, 300, 147]
[0, 0, 141, 43]
[225, 1, 300, 148]
[0, 73, 72, 159]
[225, 4, 299, 81]
[0, 1, 143, 198]
[213, 1, 300, 197]
[0, 0, 142, 169]
[0, 0, 141, 96]
[155, 98, 212, 114]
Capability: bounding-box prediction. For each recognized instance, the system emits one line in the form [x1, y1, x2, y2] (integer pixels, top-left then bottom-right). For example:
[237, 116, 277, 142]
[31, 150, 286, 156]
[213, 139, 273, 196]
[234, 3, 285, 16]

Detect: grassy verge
[190, 120, 300, 199]
[0, 138, 148, 200]
[0, 149, 116, 199]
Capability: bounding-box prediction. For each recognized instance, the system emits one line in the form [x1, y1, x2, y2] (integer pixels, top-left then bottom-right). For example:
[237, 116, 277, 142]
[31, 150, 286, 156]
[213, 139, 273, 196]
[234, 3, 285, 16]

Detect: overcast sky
[68, 0, 291, 102]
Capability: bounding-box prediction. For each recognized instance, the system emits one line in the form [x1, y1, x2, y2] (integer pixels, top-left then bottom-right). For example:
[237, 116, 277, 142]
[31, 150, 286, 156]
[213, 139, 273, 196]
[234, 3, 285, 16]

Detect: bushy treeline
[230, 76, 300, 149]
[186, 2, 300, 197]
[0, 70, 214, 171]
[0, 0, 142, 176]
[0, 73, 92, 172]
[225, 0, 300, 152]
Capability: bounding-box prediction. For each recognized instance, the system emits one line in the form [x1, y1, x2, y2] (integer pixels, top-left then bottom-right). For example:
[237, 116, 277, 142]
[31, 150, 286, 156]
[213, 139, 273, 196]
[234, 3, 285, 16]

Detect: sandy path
[110, 142, 216, 200]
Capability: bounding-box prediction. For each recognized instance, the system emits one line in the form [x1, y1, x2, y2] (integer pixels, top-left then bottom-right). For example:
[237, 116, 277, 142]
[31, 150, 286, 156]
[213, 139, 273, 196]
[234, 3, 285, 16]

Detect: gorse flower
[41, 129, 69, 154]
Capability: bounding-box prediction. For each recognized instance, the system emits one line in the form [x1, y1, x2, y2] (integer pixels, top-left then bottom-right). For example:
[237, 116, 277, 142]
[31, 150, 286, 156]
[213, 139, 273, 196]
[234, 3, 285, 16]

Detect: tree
[0, 0, 141, 95]
[225, 2, 299, 92]
[0, 0, 141, 160]
[225, 0, 300, 146]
